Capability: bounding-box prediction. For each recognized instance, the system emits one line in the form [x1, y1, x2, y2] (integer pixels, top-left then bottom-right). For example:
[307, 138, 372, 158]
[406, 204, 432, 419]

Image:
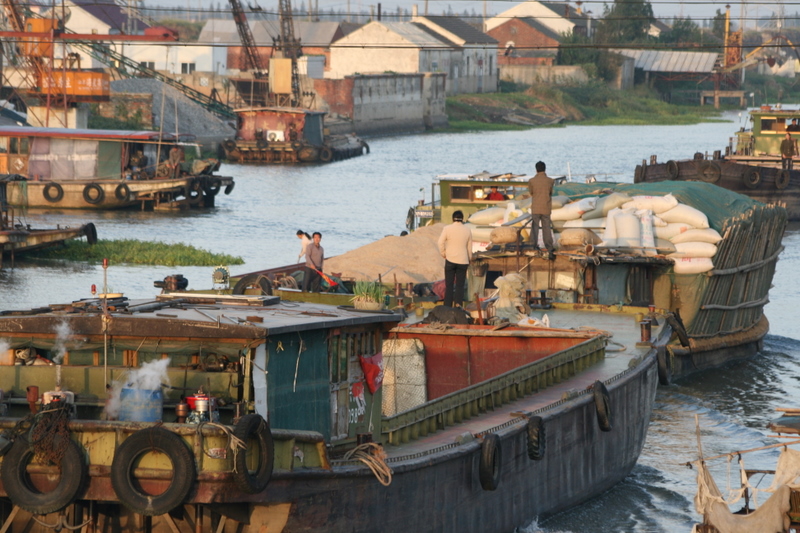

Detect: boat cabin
[734, 106, 800, 156]
[234, 107, 325, 147]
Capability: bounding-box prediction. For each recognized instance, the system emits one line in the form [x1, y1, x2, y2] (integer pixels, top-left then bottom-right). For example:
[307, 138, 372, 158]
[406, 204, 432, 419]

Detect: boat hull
[635, 157, 800, 220]
[223, 136, 368, 164]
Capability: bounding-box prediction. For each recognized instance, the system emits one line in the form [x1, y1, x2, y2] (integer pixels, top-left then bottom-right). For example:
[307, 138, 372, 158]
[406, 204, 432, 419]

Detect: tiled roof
[418, 16, 497, 44]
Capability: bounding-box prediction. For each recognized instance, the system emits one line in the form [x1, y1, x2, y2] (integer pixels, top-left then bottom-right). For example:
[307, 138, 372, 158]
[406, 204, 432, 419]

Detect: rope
[197, 422, 246, 463]
[343, 442, 393, 486]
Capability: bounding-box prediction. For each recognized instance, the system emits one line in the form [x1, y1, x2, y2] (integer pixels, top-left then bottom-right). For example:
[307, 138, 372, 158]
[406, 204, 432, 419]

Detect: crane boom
[228, 0, 265, 74]
[275, 0, 302, 106]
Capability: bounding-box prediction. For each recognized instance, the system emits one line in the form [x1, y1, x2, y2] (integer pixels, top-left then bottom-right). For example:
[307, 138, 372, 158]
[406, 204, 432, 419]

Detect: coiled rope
[343, 442, 393, 486]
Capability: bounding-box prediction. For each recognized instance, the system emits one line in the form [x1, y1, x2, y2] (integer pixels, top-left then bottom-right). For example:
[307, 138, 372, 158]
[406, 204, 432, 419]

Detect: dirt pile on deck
[326, 224, 445, 283]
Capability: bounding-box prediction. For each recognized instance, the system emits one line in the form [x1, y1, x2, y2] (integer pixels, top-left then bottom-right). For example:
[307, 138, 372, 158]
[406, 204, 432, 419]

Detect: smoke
[103, 358, 172, 420]
[52, 321, 79, 365]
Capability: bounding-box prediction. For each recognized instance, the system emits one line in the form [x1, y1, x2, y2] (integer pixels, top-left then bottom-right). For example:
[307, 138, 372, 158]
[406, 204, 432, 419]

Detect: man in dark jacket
[303, 232, 324, 292]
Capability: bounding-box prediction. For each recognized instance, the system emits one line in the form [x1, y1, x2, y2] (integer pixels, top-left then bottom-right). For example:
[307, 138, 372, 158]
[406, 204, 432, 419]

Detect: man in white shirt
[437, 210, 472, 307]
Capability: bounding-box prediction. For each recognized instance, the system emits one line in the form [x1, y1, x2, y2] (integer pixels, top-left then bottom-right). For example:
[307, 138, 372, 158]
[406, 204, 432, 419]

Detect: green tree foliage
[557, 31, 621, 82]
[596, 0, 655, 44]
[659, 17, 701, 48]
[712, 9, 727, 40]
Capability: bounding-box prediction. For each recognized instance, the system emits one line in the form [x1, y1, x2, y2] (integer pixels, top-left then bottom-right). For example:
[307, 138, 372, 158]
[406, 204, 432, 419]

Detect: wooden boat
[634, 105, 800, 220]
[690, 409, 800, 533]
[0, 126, 235, 210]
[0, 177, 96, 268]
[222, 107, 368, 164]
[0, 285, 666, 531]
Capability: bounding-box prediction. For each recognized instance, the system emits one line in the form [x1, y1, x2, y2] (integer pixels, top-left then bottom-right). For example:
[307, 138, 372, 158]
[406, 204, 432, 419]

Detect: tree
[596, 0, 655, 44]
[557, 31, 621, 82]
[712, 9, 727, 40]
[659, 17, 701, 48]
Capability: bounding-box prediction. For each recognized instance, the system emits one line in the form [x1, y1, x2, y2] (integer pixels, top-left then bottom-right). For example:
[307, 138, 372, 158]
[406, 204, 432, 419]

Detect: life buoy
[634, 164, 644, 183]
[479, 433, 501, 491]
[526, 416, 545, 461]
[115, 182, 131, 201]
[204, 178, 221, 197]
[319, 147, 333, 162]
[656, 345, 672, 386]
[83, 184, 105, 205]
[43, 182, 64, 202]
[666, 160, 679, 179]
[699, 161, 721, 183]
[1, 436, 87, 515]
[223, 140, 237, 152]
[111, 427, 195, 516]
[232, 274, 272, 295]
[84, 222, 98, 245]
[776, 170, 791, 190]
[256, 139, 268, 150]
[224, 182, 235, 195]
[743, 169, 761, 189]
[592, 381, 612, 432]
[232, 414, 274, 494]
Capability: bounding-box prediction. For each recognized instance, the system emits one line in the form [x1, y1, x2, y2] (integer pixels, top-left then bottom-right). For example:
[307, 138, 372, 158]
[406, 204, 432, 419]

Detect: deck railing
[380, 336, 606, 445]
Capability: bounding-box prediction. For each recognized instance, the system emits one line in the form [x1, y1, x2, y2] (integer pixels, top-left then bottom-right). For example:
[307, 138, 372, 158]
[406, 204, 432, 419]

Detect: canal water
[2, 111, 799, 532]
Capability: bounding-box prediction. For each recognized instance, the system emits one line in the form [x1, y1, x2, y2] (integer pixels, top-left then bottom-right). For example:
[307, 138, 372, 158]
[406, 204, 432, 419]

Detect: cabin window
[9, 137, 28, 155]
[760, 118, 782, 133]
[0, 137, 7, 153]
[450, 185, 472, 201]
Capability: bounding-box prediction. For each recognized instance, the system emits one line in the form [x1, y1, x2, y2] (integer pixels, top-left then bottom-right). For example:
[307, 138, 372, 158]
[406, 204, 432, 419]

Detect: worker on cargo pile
[486, 186, 505, 201]
[296, 230, 311, 262]
[302, 232, 324, 292]
[781, 133, 797, 170]
[437, 210, 472, 308]
[527, 161, 555, 253]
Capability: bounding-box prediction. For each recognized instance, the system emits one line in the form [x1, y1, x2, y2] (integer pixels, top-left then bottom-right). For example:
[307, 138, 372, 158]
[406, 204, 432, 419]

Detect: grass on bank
[28, 239, 244, 267]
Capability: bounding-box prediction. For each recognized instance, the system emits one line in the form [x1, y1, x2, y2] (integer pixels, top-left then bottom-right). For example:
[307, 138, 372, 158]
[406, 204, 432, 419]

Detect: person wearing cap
[528, 161, 554, 252]
[437, 210, 472, 307]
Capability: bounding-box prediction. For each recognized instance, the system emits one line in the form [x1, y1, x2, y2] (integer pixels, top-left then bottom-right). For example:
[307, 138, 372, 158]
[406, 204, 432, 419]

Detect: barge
[634, 105, 800, 220]
[0, 126, 235, 210]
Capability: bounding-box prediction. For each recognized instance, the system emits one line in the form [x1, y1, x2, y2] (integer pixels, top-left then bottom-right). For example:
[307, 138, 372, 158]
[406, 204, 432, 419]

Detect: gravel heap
[326, 224, 446, 284]
[110, 78, 236, 145]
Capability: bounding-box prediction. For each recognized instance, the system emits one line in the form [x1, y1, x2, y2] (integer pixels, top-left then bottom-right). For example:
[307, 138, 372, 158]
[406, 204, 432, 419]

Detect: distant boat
[0, 126, 235, 210]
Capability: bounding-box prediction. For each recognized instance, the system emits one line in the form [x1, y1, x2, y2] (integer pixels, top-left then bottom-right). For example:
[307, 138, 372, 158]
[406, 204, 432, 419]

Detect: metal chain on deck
[30, 404, 71, 465]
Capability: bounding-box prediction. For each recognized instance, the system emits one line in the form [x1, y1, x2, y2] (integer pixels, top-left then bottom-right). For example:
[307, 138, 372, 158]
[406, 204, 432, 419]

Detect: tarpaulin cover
[97, 141, 122, 179]
[28, 137, 50, 178]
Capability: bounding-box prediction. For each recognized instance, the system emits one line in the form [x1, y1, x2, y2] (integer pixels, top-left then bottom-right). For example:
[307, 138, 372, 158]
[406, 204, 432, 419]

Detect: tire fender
[232, 274, 273, 295]
[115, 182, 131, 201]
[776, 170, 791, 190]
[223, 140, 237, 152]
[526, 416, 545, 461]
[665, 313, 690, 347]
[84, 222, 98, 245]
[666, 160, 679, 179]
[592, 381, 613, 432]
[224, 182, 235, 195]
[479, 433, 501, 491]
[83, 184, 105, 205]
[232, 414, 274, 494]
[657, 345, 672, 386]
[743, 169, 761, 189]
[256, 139, 268, 150]
[111, 427, 195, 516]
[43, 182, 64, 203]
[204, 178, 221, 197]
[319, 146, 333, 162]
[699, 161, 721, 183]
[1, 436, 87, 515]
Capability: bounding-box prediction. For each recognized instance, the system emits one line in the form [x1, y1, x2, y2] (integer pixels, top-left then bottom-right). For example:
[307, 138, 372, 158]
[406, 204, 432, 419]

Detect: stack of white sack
[468, 202, 532, 247]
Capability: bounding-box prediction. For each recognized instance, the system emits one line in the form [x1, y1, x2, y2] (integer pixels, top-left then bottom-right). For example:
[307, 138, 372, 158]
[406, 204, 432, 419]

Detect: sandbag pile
[555, 193, 723, 274]
[467, 202, 530, 249]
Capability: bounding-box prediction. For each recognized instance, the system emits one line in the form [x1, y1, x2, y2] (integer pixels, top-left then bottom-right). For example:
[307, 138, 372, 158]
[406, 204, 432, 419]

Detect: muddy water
[3, 111, 799, 532]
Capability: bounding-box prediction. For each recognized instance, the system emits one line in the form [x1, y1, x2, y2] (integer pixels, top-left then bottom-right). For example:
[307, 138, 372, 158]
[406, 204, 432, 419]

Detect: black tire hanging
[184, 179, 202, 204]
[1, 436, 87, 515]
[115, 182, 131, 201]
[83, 184, 105, 205]
[743, 169, 761, 189]
[319, 147, 333, 162]
[256, 139, 268, 150]
[232, 274, 272, 296]
[665, 313, 690, 347]
[666, 160, 679, 179]
[699, 161, 721, 183]
[204, 178, 221, 197]
[592, 381, 613, 432]
[478, 433, 501, 491]
[526, 416, 545, 461]
[232, 414, 274, 494]
[43, 182, 64, 203]
[656, 345, 672, 386]
[361, 141, 370, 154]
[110, 427, 195, 516]
[84, 222, 98, 245]
[224, 182, 235, 195]
[223, 140, 237, 152]
[776, 170, 791, 190]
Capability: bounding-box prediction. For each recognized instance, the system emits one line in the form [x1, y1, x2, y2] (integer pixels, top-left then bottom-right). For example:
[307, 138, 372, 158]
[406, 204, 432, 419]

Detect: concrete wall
[124, 43, 227, 75]
[609, 55, 635, 90]
[499, 65, 589, 86]
[313, 72, 447, 136]
[489, 19, 559, 67]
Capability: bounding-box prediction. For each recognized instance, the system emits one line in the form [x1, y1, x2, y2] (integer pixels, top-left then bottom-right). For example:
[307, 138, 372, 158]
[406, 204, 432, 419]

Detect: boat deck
[383, 307, 662, 458]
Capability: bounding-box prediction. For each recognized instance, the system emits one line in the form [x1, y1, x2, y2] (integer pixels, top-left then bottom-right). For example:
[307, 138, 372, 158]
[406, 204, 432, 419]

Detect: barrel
[118, 388, 163, 422]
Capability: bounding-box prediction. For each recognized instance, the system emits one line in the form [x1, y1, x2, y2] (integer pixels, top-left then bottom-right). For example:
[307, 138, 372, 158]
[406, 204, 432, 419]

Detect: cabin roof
[0, 126, 184, 141]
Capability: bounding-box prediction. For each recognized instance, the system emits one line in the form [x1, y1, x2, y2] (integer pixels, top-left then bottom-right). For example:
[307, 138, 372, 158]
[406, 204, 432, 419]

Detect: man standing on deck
[303, 232, 324, 292]
[437, 210, 472, 308]
[528, 161, 555, 253]
[781, 133, 797, 170]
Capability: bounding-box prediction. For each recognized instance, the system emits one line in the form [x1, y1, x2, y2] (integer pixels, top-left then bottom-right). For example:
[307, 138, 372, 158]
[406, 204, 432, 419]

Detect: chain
[29, 403, 71, 466]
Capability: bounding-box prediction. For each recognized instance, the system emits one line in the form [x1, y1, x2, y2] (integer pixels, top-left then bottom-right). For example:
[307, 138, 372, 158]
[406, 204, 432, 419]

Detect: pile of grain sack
[467, 192, 722, 274]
